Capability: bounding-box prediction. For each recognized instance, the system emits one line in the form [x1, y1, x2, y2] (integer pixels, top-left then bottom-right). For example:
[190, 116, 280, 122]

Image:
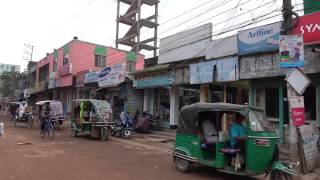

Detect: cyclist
[40, 102, 50, 131]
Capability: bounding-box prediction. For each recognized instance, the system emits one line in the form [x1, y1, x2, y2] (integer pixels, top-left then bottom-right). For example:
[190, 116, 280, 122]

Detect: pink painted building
[30, 37, 145, 112]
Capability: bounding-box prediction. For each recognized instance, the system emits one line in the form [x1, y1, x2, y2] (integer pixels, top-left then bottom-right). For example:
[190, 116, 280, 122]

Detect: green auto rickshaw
[71, 99, 114, 141]
[173, 103, 296, 180]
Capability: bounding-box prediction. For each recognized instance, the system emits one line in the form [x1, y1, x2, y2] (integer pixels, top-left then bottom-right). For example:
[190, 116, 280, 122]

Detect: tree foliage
[0, 71, 27, 99]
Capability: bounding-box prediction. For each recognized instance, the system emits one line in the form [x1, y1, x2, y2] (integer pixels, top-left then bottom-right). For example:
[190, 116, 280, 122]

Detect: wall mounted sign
[98, 64, 125, 88]
[292, 12, 320, 45]
[279, 35, 304, 68]
[85, 71, 99, 84]
[285, 68, 311, 95]
[134, 72, 175, 89]
[238, 22, 281, 55]
[288, 96, 305, 126]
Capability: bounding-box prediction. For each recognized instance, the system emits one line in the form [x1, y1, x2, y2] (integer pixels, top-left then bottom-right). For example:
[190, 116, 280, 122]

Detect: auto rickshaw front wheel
[175, 157, 190, 173]
[270, 170, 293, 180]
[100, 127, 109, 141]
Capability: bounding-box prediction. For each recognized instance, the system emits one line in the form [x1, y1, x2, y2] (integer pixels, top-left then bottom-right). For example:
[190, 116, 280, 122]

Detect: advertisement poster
[298, 125, 319, 171]
[98, 64, 125, 88]
[289, 96, 306, 126]
[238, 22, 281, 55]
[279, 35, 304, 68]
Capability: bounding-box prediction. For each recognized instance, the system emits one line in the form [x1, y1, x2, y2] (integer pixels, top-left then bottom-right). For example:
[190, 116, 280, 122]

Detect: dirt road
[0, 115, 260, 180]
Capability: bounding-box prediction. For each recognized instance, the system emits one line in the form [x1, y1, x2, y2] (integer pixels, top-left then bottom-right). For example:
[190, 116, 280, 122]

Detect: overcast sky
[0, 0, 303, 71]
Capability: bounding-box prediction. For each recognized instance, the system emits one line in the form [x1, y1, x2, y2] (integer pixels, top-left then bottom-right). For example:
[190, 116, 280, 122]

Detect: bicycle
[40, 116, 54, 139]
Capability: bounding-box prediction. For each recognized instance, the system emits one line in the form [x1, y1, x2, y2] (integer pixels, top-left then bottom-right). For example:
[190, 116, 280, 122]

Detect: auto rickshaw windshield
[91, 101, 111, 117]
[248, 110, 273, 132]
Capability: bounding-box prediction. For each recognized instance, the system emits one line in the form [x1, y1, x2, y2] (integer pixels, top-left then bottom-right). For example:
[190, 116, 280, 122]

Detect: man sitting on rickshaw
[18, 101, 28, 119]
[229, 113, 247, 150]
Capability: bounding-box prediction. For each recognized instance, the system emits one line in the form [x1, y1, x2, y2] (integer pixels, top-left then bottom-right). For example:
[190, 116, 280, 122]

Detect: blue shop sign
[238, 22, 281, 55]
[134, 73, 175, 89]
[85, 72, 98, 83]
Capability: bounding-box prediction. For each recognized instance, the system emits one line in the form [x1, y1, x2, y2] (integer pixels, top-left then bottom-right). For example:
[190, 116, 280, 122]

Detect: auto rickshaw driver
[229, 113, 247, 150]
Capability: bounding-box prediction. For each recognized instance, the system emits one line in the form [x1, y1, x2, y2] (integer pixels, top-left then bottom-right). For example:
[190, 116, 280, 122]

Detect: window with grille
[63, 54, 69, 65]
[95, 55, 106, 67]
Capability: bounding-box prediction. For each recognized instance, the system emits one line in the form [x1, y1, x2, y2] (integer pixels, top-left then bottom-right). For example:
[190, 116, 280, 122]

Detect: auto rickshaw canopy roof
[178, 102, 249, 135]
[35, 100, 61, 105]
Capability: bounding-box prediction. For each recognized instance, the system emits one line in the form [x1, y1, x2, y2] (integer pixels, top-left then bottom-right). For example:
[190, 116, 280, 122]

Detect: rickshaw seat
[220, 148, 241, 154]
[201, 119, 218, 146]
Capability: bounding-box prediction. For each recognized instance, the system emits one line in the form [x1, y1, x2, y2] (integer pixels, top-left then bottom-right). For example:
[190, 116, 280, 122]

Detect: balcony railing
[58, 64, 71, 76]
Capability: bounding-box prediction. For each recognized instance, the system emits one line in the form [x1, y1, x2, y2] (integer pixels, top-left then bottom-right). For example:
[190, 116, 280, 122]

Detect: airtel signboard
[292, 12, 320, 45]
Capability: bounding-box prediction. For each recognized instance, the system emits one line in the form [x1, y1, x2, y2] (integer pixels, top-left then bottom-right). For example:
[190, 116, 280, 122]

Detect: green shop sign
[304, 0, 320, 14]
[134, 73, 175, 89]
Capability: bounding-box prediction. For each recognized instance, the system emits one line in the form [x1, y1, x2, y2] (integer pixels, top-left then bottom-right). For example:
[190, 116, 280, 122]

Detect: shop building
[27, 37, 145, 114]
[238, 12, 320, 142]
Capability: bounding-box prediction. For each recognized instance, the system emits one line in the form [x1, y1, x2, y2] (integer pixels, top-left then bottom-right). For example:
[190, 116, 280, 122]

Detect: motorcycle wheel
[122, 128, 133, 139]
[110, 128, 116, 136]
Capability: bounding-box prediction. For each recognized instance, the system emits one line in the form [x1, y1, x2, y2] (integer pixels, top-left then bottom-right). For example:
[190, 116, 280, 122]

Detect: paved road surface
[0, 115, 262, 180]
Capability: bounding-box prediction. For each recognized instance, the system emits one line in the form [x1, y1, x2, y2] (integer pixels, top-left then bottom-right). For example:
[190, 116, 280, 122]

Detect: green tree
[0, 71, 27, 100]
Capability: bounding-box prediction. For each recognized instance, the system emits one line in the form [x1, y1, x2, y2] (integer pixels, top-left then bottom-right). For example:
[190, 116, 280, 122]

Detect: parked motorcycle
[111, 111, 134, 138]
[134, 112, 160, 133]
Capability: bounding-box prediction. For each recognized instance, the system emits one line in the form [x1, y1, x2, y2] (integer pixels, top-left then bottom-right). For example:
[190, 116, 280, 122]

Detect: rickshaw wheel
[55, 121, 60, 131]
[14, 118, 17, 127]
[175, 157, 190, 172]
[71, 128, 78, 137]
[27, 116, 33, 128]
[100, 127, 109, 141]
[270, 171, 292, 180]
[48, 126, 54, 140]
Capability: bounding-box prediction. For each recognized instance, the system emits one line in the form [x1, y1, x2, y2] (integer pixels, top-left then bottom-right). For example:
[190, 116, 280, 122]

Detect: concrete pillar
[169, 86, 179, 129]
[150, 89, 155, 114]
[143, 89, 148, 112]
[249, 81, 255, 107]
[279, 86, 284, 144]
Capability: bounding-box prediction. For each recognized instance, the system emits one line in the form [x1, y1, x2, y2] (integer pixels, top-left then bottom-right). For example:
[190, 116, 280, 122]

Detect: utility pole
[282, 0, 301, 179]
[23, 44, 34, 103]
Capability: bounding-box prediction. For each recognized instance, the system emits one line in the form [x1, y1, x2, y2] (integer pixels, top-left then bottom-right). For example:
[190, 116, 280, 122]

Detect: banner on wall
[98, 64, 126, 88]
[238, 22, 281, 55]
[216, 56, 239, 82]
[190, 60, 216, 84]
[279, 35, 304, 68]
